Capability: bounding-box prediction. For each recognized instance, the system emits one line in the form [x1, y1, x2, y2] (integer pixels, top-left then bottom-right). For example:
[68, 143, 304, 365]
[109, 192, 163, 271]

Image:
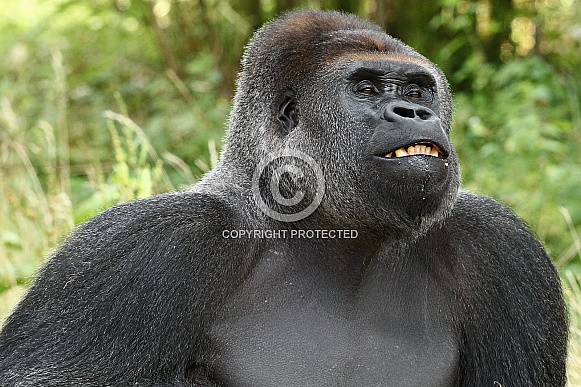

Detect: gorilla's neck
[274, 228, 386, 286]
[251, 221, 428, 292]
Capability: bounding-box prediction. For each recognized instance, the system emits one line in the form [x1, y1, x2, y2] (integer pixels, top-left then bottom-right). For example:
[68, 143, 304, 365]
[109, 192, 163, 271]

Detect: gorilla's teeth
[395, 149, 408, 157]
[388, 144, 442, 158]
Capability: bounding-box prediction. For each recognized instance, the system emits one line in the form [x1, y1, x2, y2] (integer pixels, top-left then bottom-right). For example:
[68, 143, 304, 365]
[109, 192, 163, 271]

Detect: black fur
[0, 10, 567, 386]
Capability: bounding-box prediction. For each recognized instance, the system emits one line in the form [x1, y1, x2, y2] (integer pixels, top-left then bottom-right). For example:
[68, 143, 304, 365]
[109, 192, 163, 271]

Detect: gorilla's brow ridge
[336, 53, 434, 69]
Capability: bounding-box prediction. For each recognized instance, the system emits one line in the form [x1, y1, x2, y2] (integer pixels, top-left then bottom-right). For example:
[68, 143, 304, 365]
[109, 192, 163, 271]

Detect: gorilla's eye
[403, 84, 434, 102]
[354, 81, 377, 96]
[407, 90, 422, 99]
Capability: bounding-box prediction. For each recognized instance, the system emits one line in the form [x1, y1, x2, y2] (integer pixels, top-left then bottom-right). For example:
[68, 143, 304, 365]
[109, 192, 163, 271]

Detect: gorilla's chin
[351, 155, 458, 236]
[371, 153, 451, 185]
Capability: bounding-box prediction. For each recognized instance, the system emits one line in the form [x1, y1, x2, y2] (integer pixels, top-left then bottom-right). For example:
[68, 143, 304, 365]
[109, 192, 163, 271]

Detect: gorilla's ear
[277, 92, 299, 134]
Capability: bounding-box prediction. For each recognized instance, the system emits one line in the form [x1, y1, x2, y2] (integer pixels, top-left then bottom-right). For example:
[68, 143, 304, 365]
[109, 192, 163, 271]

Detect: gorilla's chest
[209, 251, 458, 386]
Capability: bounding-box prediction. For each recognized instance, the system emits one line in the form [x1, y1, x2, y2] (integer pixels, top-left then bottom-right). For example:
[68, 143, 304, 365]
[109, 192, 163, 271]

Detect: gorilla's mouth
[383, 142, 446, 159]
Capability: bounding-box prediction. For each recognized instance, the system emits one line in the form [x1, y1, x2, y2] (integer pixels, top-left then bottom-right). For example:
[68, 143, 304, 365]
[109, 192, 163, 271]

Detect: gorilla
[0, 10, 567, 386]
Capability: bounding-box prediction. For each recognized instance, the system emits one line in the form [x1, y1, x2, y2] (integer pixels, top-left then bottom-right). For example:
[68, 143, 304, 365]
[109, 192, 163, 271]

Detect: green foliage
[72, 107, 168, 224]
[452, 56, 581, 266]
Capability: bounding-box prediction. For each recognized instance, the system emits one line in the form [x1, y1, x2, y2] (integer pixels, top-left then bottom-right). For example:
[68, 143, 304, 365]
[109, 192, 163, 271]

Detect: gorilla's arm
[0, 192, 251, 386]
[440, 191, 567, 386]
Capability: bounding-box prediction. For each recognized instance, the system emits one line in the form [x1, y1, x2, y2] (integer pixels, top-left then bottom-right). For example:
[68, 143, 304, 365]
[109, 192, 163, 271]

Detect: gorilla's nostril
[393, 106, 415, 119]
[416, 109, 432, 120]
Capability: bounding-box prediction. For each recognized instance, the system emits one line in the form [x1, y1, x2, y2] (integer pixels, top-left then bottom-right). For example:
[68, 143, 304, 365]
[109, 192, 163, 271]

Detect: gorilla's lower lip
[380, 142, 446, 159]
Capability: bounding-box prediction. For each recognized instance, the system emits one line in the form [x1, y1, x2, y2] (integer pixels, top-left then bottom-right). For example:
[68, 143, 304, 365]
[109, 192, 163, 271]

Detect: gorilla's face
[295, 56, 460, 234]
[349, 58, 456, 213]
[224, 11, 460, 235]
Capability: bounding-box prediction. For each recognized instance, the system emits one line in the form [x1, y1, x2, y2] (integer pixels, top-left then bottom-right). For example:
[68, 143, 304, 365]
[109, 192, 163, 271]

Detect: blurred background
[0, 0, 580, 382]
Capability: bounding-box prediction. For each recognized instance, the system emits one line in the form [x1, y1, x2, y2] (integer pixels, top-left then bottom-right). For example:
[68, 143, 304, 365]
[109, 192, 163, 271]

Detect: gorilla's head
[214, 10, 460, 237]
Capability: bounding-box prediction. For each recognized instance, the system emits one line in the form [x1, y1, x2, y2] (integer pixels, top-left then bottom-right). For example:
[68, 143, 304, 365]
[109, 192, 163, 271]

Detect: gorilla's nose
[383, 101, 439, 123]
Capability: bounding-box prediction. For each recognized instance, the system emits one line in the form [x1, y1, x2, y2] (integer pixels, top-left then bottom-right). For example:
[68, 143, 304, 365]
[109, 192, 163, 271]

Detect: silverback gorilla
[0, 10, 568, 386]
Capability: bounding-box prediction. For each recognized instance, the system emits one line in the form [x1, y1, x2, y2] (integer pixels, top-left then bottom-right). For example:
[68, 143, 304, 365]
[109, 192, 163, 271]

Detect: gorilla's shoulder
[82, 191, 241, 233]
[447, 190, 525, 229]
[54, 191, 246, 267]
[438, 190, 549, 267]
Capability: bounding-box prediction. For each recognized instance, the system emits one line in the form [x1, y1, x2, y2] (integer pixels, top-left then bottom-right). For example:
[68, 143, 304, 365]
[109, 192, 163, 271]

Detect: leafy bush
[452, 57, 581, 266]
